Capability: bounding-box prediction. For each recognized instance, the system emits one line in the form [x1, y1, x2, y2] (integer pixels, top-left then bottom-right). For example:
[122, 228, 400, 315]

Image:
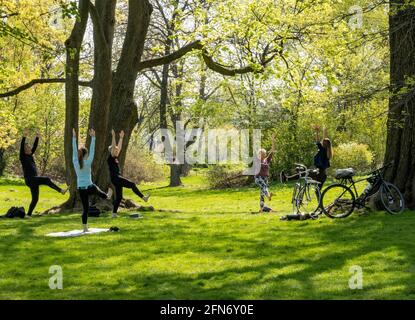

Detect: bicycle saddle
[334, 168, 355, 179]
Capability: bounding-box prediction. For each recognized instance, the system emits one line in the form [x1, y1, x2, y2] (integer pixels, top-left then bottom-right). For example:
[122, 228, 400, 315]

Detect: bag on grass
[88, 205, 101, 217]
[5, 207, 26, 218]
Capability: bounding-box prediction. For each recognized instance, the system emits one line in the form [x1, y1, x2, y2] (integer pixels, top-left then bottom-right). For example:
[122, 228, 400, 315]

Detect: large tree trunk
[169, 164, 182, 186]
[104, 0, 153, 174]
[63, 0, 90, 208]
[384, 1, 415, 209]
[88, 0, 116, 202]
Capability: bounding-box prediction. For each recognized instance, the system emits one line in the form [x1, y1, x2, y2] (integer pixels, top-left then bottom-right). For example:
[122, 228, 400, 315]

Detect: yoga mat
[46, 228, 109, 238]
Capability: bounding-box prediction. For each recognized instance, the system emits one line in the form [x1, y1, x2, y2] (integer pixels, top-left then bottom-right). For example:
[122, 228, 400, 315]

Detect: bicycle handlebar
[294, 163, 308, 171]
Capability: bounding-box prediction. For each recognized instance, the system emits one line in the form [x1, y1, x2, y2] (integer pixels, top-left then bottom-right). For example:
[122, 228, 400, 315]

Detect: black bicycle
[320, 162, 405, 218]
[289, 164, 322, 215]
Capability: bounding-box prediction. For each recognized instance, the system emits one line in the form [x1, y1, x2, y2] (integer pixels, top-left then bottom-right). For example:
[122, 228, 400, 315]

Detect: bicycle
[320, 162, 405, 218]
[288, 164, 322, 215]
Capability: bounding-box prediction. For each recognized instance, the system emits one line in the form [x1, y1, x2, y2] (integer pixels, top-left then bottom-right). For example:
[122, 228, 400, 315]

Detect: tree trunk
[63, 0, 90, 208]
[384, 1, 415, 209]
[0, 149, 6, 176]
[103, 0, 153, 173]
[169, 163, 182, 186]
[88, 0, 116, 201]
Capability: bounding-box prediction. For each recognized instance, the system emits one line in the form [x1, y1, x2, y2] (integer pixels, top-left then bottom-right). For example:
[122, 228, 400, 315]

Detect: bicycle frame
[290, 164, 321, 213]
[335, 164, 391, 205]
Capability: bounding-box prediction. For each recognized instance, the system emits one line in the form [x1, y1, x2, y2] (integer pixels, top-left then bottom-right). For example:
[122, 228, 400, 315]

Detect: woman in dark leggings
[310, 125, 332, 188]
[108, 129, 150, 218]
[20, 129, 67, 217]
[280, 125, 333, 189]
[72, 128, 112, 232]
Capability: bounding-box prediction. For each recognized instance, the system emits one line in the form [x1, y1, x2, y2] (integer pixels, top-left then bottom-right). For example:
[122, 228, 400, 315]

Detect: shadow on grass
[1, 208, 415, 299]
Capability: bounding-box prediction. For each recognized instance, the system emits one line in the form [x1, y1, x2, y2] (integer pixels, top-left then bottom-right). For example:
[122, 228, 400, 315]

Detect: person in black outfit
[280, 125, 333, 189]
[310, 125, 333, 188]
[20, 129, 67, 217]
[108, 129, 150, 218]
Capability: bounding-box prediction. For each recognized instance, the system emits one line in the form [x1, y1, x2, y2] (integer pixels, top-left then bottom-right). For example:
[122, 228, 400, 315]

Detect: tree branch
[137, 40, 203, 71]
[0, 78, 92, 98]
[202, 50, 258, 76]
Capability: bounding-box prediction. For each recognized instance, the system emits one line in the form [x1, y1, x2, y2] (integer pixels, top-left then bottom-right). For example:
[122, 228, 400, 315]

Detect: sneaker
[142, 194, 151, 202]
[107, 188, 113, 200]
[24, 215, 32, 219]
[83, 225, 89, 233]
[112, 213, 118, 218]
[61, 188, 68, 195]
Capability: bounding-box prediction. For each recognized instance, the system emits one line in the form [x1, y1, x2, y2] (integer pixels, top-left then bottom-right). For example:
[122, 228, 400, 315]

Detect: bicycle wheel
[297, 183, 321, 214]
[321, 183, 356, 218]
[380, 182, 405, 215]
[292, 183, 300, 213]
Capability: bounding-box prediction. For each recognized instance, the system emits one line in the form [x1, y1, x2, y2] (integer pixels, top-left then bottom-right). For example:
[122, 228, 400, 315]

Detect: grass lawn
[0, 172, 415, 299]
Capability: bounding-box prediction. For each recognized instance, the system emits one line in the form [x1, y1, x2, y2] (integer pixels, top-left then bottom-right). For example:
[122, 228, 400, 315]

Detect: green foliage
[123, 145, 168, 183]
[0, 107, 17, 149]
[331, 142, 374, 174]
[206, 164, 250, 189]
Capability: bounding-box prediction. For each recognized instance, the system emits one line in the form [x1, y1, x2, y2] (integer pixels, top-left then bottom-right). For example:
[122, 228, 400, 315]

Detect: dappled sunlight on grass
[0, 173, 415, 299]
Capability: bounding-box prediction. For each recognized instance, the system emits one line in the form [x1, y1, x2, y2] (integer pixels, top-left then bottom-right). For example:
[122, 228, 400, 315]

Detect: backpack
[5, 207, 26, 218]
[88, 205, 101, 217]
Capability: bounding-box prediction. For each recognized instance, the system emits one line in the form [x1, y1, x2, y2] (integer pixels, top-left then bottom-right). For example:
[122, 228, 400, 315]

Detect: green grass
[1, 172, 415, 299]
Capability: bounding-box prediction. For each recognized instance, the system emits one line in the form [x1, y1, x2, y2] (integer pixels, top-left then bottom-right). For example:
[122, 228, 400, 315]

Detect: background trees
[1, 0, 414, 208]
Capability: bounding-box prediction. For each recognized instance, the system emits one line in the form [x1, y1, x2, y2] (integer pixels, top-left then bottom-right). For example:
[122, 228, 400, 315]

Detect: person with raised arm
[72, 128, 112, 232]
[280, 125, 333, 189]
[254, 133, 276, 212]
[20, 128, 67, 217]
[108, 129, 150, 218]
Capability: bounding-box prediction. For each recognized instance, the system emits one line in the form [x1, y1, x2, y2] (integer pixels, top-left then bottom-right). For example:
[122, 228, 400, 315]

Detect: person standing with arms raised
[72, 128, 112, 232]
[20, 129, 67, 217]
[108, 129, 150, 218]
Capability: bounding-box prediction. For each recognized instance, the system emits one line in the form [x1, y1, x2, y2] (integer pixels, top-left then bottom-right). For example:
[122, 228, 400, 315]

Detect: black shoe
[109, 226, 119, 232]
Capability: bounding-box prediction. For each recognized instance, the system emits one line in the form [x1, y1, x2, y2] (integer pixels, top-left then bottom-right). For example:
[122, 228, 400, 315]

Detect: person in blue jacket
[72, 128, 112, 232]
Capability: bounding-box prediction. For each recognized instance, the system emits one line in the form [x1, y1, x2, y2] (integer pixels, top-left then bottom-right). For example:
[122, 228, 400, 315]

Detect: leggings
[308, 168, 327, 189]
[254, 175, 269, 209]
[111, 176, 144, 214]
[25, 176, 62, 216]
[78, 185, 107, 224]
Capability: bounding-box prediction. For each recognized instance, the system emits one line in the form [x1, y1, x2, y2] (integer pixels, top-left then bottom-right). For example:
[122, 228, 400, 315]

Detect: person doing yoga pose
[254, 134, 276, 212]
[72, 128, 112, 232]
[20, 129, 67, 217]
[280, 125, 333, 189]
[108, 129, 150, 218]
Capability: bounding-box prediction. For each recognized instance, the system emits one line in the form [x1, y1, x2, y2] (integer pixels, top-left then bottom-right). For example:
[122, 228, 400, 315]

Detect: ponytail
[323, 138, 333, 160]
[78, 147, 88, 169]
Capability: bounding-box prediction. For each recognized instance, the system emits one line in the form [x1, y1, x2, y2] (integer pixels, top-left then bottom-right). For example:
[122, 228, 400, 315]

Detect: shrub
[123, 146, 168, 183]
[206, 164, 250, 189]
[330, 142, 374, 174]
